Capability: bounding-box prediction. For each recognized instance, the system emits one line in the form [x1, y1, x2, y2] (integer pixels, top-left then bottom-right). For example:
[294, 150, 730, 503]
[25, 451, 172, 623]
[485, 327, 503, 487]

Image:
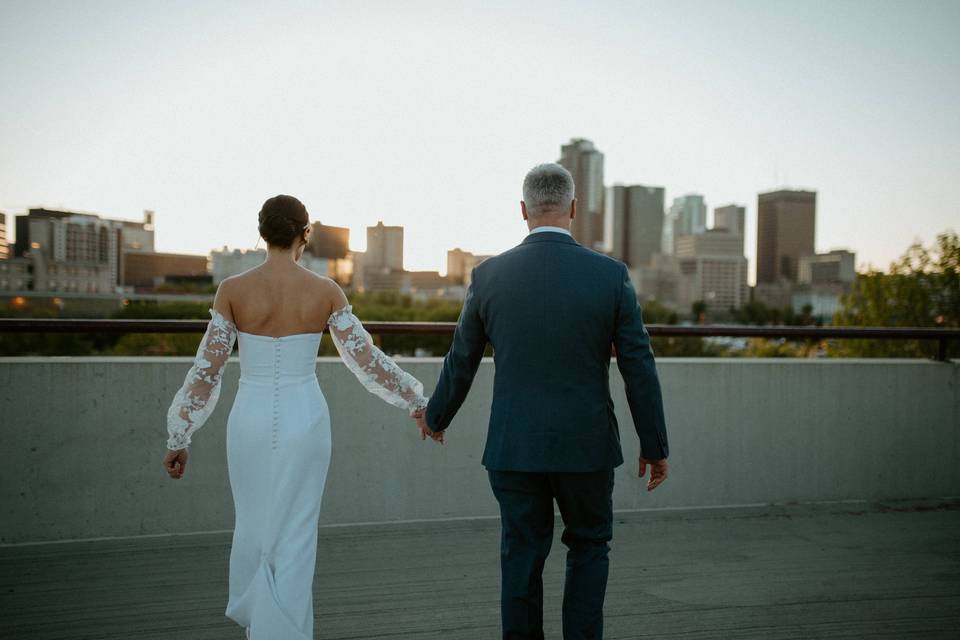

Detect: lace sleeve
[165, 308, 237, 450]
[327, 305, 428, 414]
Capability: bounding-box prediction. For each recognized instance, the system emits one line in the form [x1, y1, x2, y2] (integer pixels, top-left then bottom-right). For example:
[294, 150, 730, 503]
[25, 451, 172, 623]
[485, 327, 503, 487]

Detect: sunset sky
[1, 0, 958, 282]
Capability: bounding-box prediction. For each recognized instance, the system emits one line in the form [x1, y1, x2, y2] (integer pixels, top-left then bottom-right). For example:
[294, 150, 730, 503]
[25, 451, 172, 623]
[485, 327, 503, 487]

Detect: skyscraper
[558, 138, 604, 251]
[0, 212, 7, 260]
[307, 222, 350, 260]
[447, 248, 491, 285]
[713, 204, 745, 255]
[666, 194, 707, 255]
[756, 190, 816, 284]
[674, 229, 749, 313]
[365, 221, 404, 271]
[607, 184, 665, 267]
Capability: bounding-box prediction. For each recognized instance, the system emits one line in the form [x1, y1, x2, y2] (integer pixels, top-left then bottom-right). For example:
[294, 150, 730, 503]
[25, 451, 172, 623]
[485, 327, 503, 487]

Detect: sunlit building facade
[756, 190, 816, 284]
[607, 184, 665, 267]
[0, 212, 8, 260]
[558, 138, 605, 252]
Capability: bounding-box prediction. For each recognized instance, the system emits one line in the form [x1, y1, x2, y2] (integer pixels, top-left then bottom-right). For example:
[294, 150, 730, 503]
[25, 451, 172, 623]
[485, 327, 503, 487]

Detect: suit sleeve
[425, 268, 487, 432]
[612, 264, 669, 459]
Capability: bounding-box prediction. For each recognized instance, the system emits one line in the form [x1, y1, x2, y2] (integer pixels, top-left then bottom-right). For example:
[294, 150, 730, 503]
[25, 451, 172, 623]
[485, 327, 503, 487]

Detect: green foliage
[831, 230, 958, 358]
[111, 301, 211, 320]
[651, 336, 729, 357]
[321, 290, 463, 357]
[729, 300, 816, 327]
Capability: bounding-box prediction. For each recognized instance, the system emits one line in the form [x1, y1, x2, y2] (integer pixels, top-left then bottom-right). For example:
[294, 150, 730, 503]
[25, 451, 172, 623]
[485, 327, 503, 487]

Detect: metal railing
[1, 318, 956, 361]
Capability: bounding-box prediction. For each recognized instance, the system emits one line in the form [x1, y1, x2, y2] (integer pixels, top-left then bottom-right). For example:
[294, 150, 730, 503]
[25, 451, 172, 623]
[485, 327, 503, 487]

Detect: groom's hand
[412, 410, 443, 444]
[639, 457, 668, 492]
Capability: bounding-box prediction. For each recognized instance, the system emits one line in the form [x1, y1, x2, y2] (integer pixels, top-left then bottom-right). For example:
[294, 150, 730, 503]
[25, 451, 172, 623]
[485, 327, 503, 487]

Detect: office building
[211, 247, 266, 284]
[756, 190, 816, 284]
[11, 209, 124, 293]
[306, 223, 352, 284]
[713, 204, 745, 255]
[791, 249, 857, 321]
[798, 249, 856, 285]
[365, 221, 404, 271]
[308, 223, 350, 259]
[558, 138, 605, 251]
[666, 194, 707, 255]
[119, 211, 156, 253]
[630, 253, 679, 308]
[675, 229, 748, 313]
[0, 256, 30, 292]
[447, 248, 492, 285]
[607, 184, 665, 267]
[123, 252, 209, 289]
[0, 212, 7, 260]
[211, 246, 332, 284]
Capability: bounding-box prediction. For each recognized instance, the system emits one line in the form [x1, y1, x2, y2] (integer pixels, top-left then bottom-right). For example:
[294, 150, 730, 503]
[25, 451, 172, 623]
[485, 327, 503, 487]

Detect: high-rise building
[447, 248, 492, 285]
[675, 229, 749, 313]
[713, 204, 745, 255]
[365, 221, 404, 271]
[0, 212, 7, 260]
[666, 194, 707, 254]
[607, 184, 665, 267]
[558, 138, 604, 251]
[123, 252, 209, 288]
[756, 190, 816, 284]
[307, 223, 350, 260]
[12, 208, 124, 293]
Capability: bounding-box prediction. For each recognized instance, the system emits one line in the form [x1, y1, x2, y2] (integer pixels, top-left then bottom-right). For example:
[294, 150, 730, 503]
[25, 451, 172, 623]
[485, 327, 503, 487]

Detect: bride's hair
[258, 195, 310, 248]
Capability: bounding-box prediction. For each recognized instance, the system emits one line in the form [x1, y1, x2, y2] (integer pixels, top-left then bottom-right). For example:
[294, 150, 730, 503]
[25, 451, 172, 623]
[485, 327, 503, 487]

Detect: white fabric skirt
[224, 373, 331, 640]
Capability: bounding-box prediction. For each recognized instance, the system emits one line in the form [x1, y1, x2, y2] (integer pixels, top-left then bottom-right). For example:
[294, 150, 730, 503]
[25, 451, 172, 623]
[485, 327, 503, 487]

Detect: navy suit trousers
[488, 469, 615, 640]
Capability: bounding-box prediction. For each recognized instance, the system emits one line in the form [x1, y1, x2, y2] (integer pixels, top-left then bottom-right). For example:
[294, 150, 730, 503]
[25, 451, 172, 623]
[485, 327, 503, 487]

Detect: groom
[416, 163, 670, 639]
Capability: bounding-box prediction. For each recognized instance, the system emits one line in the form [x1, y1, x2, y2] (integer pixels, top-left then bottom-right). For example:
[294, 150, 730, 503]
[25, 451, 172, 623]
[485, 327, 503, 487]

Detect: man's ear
[521, 201, 529, 221]
[570, 199, 577, 221]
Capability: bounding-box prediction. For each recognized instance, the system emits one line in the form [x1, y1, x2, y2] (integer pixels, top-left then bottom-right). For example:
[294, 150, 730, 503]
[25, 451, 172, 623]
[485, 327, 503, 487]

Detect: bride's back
[225, 263, 336, 337]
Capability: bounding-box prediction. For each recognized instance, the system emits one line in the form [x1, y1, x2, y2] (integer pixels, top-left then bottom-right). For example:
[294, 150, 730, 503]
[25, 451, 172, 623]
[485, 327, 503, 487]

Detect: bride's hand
[163, 448, 189, 479]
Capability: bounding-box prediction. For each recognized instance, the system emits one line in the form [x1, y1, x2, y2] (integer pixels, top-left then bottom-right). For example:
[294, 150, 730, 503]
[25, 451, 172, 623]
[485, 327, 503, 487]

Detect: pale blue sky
[1, 0, 958, 282]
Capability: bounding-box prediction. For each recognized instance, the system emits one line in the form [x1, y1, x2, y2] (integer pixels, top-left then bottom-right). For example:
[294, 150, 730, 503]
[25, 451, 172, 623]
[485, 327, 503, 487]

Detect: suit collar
[521, 231, 580, 246]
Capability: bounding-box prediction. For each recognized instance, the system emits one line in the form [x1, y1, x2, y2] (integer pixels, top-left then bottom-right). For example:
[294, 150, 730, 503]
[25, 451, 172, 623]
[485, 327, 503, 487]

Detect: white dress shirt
[528, 225, 572, 237]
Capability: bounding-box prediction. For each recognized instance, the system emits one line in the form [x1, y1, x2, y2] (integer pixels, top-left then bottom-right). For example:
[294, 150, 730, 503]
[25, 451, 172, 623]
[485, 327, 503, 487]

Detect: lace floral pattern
[327, 304, 428, 414]
[166, 308, 237, 450]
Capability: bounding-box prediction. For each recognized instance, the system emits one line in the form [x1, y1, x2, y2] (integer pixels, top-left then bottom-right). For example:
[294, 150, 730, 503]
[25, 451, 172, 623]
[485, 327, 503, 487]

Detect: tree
[690, 300, 707, 324]
[831, 230, 959, 358]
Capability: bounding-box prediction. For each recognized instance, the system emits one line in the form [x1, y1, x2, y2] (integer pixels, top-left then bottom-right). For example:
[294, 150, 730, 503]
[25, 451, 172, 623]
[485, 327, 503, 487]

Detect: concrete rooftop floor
[1, 499, 959, 640]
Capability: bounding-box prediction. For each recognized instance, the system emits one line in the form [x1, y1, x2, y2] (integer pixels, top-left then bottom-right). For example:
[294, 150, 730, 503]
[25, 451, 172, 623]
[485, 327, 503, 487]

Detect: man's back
[426, 230, 668, 472]
[421, 163, 669, 640]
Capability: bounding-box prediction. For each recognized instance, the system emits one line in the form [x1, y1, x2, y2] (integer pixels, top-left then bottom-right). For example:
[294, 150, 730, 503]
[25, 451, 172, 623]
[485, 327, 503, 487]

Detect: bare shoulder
[297, 267, 347, 311]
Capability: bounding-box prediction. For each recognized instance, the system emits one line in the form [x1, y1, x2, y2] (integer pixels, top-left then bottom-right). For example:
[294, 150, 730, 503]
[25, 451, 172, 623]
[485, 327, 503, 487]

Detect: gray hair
[523, 163, 575, 215]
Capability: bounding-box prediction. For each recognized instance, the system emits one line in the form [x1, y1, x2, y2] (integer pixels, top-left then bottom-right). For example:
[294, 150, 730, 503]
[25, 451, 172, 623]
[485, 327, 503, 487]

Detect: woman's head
[258, 195, 310, 251]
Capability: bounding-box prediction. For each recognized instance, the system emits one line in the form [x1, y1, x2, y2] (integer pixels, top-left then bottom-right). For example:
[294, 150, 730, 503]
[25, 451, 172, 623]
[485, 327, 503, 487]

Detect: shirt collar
[528, 225, 572, 237]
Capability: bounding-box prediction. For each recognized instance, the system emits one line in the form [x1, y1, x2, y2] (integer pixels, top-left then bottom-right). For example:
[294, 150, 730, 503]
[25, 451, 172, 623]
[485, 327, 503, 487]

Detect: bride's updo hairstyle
[258, 195, 310, 248]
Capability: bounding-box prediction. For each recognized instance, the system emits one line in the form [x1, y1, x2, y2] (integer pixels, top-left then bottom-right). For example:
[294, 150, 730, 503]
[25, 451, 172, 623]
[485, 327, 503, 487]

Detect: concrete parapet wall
[1, 357, 957, 543]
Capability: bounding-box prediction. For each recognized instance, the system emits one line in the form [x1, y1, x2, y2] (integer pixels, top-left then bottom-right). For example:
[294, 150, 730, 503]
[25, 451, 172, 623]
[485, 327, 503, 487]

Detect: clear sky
[2, 0, 958, 283]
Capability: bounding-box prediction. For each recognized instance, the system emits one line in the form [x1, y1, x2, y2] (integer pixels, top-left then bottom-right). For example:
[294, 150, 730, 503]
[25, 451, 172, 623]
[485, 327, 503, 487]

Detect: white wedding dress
[165, 305, 427, 639]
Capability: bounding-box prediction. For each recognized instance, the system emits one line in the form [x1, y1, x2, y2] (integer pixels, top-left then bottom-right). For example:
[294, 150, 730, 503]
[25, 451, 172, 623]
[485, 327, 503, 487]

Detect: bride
[161, 194, 439, 639]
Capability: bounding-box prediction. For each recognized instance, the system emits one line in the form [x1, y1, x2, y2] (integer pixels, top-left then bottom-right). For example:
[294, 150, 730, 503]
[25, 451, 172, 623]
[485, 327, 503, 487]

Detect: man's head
[521, 163, 576, 230]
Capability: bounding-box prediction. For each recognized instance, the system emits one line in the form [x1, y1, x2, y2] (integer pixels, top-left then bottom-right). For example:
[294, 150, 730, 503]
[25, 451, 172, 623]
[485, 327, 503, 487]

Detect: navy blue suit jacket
[425, 230, 669, 472]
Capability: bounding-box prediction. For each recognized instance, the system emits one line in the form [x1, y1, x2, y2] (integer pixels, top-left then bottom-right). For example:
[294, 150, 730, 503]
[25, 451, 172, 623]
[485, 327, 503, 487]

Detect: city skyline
[1, 1, 958, 283]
